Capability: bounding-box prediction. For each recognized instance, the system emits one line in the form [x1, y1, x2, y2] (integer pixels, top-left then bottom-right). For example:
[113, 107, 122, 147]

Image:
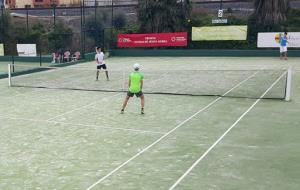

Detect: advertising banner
[117, 32, 188, 48]
[0, 44, 4, 56]
[17, 44, 37, 56]
[257, 32, 300, 48]
[192, 26, 248, 41]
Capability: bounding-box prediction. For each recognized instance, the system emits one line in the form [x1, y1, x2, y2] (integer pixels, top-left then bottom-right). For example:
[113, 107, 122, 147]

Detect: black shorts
[97, 64, 107, 70]
[127, 91, 143, 97]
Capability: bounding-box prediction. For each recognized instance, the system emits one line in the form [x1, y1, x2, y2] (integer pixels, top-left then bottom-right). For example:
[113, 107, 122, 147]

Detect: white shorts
[280, 46, 287, 53]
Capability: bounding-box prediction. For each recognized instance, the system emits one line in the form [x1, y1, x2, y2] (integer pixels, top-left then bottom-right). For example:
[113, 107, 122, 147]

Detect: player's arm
[140, 75, 144, 90]
[95, 55, 98, 65]
[140, 80, 143, 90]
[279, 36, 283, 44]
[128, 79, 131, 88]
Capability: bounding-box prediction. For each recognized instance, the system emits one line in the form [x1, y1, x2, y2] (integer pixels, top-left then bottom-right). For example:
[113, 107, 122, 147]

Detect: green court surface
[0, 61, 10, 76]
[0, 57, 299, 190]
[0, 60, 53, 77]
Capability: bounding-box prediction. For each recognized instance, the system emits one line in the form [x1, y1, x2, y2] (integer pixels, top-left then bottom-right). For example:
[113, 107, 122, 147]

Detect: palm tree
[248, 0, 290, 44]
[254, 0, 290, 26]
[137, 0, 191, 33]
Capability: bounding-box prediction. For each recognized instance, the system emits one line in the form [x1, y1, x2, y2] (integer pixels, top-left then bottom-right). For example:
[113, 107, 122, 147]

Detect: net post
[8, 64, 11, 87]
[285, 67, 292, 101]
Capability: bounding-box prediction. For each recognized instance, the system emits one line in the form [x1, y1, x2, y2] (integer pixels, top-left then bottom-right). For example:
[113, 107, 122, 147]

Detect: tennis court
[0, 59, 53, 78]
[0, 56, 300, 190]
[0, 61, 11, 76]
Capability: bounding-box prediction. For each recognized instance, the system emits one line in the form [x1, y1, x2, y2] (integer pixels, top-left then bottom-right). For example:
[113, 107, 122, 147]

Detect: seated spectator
[51, 53, 56, 64]
[51, 52, 61, 63]
[72, 51, 81, 61]
[63, 51, 71, 62]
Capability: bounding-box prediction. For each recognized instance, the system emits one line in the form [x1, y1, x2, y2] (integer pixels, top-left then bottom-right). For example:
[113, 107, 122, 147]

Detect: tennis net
[8, 64, 292, 100]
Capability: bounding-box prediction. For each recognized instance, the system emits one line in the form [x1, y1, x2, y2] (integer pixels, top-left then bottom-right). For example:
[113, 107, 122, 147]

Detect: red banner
[117, 32, 188, 48]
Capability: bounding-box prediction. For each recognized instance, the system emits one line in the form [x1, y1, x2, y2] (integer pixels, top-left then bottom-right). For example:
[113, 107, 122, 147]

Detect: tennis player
[121, 63, 145, 115]
[280, 32, 288, 60]
[95, 47, 109, 80]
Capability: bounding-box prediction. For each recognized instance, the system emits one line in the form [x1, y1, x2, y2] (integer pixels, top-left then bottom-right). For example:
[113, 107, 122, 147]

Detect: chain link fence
[1, 0, 138, 57]
[1, 0, 300, 57]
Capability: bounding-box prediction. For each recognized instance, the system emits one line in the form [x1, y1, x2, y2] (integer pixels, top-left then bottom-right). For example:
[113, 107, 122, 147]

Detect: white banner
[0, 44, 4, 56]
[192, 26, 248, 41]
[257, 32, 300, 48]
[17, 44, 37, 56]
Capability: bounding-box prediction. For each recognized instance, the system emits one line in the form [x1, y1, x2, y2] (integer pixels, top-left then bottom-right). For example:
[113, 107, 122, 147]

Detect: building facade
[85, 0, 112, 6]
[4, 0, 138, 8]
[59, 0, 80, 6]
[33, 0, 81, 7]
[33, 0, 52, 8]
[16, 0, 33, 8]
[4, 0, 16, 8]
[4, 0, 80, 8]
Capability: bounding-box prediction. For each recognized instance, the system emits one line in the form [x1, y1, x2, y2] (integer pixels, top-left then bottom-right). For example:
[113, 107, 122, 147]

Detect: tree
[85, 14, 106, 49]
[14, 23, 46, 44]
[0, 8, 16, 54]
[248, 0, 290, 44]
[0, 9, 11, 42]
[137, 0, 191, 33]
[253, 0, 290, 29]
[48, 23, 73, 51]
[113, 13, 126, 30]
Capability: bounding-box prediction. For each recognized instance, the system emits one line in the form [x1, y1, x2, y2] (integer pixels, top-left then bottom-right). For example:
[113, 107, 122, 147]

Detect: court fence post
[285, 67, 292, 101]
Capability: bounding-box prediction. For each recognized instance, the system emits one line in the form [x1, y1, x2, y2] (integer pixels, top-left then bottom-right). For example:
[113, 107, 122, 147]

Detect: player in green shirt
[121, 63, 145, 114]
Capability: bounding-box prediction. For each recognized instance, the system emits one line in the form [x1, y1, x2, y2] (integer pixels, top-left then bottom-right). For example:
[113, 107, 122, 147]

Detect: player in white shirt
[95, 47, 109, 81]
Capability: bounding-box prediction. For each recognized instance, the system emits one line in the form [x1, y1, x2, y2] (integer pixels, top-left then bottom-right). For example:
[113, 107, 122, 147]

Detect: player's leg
[121, 96, 130, 113]
[138, 92, 145, 114]
[96, 70, 100, 80]
[284, 47, 288, 60]
[121, 92, 133, 113]
[284, 52, 288, 60]
[105, 71, 109, 80]
[141, 95, 145, 114]
[280, 47, 283, 60]
[96, 65, 100, 80]
[103, 65, 109, 80]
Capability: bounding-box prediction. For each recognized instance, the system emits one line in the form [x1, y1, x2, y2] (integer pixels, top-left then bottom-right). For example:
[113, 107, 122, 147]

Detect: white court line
[85, 70, 261, 190]
[46, 93, 122, 121]
[0, 115, 164, 135]
[168, 71, 287, 190]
